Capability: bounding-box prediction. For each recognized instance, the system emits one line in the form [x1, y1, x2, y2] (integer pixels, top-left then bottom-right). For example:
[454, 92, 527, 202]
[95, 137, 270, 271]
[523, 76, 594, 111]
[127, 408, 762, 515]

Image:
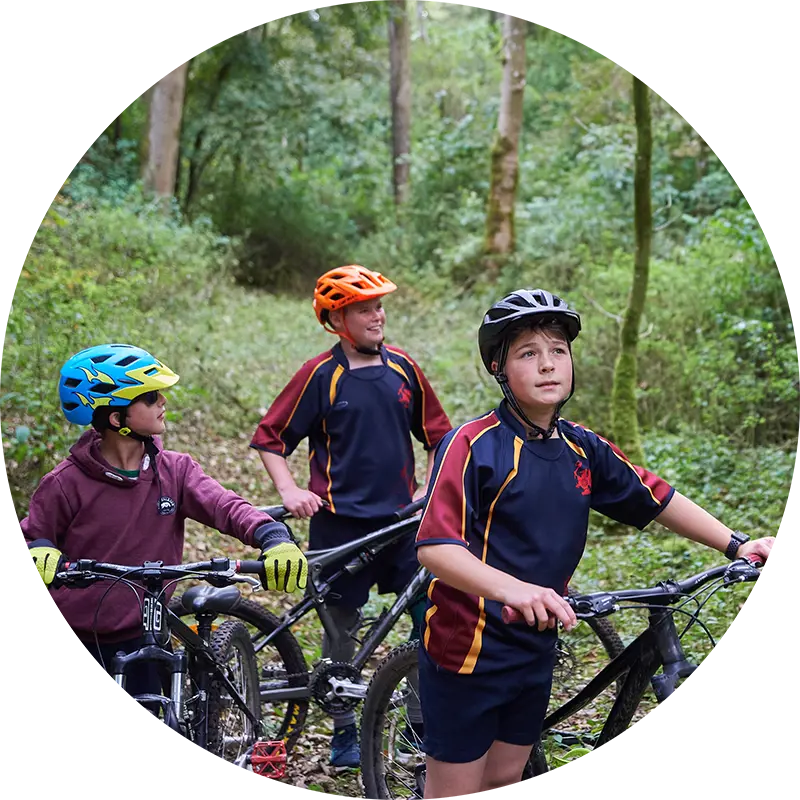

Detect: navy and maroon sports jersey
[251, 342, 451, 518]
[416, 402, 674, 676]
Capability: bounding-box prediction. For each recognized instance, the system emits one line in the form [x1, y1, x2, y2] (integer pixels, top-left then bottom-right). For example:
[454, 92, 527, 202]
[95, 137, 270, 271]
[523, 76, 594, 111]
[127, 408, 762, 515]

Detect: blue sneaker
[330, 723, 360, 769]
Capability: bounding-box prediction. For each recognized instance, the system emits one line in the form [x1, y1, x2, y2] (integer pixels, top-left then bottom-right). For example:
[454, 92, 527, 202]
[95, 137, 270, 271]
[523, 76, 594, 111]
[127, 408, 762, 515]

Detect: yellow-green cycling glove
[260, 541, 308, 593]
[254, 522, 308, 593]
[29, 540, 64, 586]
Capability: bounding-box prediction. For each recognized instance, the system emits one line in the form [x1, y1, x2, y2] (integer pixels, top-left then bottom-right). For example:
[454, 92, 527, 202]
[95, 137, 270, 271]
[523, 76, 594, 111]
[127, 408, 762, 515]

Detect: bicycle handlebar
[501, 556, 763, 625]
[256, 497, 425, 524]
[394, 497, 426, 521]
[55, 557, 266, 589]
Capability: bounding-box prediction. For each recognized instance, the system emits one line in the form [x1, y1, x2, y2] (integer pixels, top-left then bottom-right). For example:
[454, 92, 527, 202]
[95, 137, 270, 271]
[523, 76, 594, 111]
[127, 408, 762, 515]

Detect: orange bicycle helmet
[313, 265, 397, 327]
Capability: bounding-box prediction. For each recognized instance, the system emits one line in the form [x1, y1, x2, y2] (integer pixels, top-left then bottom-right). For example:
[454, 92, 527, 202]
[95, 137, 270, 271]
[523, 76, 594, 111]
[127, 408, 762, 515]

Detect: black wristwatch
[725, 531, 750, 560]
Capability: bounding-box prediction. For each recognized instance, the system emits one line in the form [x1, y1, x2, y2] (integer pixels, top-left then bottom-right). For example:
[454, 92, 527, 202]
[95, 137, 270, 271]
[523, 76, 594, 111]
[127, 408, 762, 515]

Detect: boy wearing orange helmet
[251, 265, 452, 767]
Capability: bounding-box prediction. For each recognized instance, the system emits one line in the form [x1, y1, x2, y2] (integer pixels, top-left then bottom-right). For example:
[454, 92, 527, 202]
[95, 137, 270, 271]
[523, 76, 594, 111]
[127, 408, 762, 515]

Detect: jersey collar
[496, 400, 562, 441]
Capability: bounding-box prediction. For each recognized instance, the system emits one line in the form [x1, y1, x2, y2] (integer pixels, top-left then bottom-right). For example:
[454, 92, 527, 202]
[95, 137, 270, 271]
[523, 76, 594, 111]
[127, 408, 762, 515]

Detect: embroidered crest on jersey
[574, 461, 592, 495]
[397, 384, 412, 408]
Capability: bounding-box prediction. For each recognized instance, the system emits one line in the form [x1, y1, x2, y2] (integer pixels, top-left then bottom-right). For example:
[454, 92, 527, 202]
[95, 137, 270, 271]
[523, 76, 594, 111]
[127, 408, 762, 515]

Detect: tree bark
[610, 76, 652, 465]
[142, 61, 189, 200]
[388, 0, 411, 205]
[484, 15, 526, 266]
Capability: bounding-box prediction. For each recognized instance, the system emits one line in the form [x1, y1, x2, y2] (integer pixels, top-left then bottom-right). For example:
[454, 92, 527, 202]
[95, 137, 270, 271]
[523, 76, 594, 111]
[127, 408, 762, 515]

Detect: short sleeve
[250, 356, 329, 457]
[584, 430, 674, 529]
[416, 428, 474, 549]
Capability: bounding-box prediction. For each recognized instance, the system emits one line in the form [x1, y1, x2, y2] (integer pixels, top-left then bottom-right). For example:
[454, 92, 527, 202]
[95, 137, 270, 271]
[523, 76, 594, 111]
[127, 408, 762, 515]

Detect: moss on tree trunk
[484, 15, 526, 275]
[610, 77, 651, 466]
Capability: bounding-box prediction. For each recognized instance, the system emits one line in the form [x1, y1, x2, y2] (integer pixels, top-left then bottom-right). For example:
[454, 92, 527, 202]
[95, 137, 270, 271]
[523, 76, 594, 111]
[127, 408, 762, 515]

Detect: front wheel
[360, 617, 626, 795]
[169, 595, 310, 751]
[360, 641, 425, 800]
[206, 620, 261, 764]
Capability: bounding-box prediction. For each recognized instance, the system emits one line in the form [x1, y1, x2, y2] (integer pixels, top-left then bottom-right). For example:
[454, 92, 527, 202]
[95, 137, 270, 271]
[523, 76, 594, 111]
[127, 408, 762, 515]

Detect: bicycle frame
[533, 572, 800, 800]
[250, 514, 428, 704]
[107, 575, 260, 741]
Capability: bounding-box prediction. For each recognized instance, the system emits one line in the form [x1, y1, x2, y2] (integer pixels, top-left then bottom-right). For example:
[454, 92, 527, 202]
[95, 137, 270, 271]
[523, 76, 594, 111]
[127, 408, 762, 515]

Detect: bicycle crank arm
[327, 677, 368, 700]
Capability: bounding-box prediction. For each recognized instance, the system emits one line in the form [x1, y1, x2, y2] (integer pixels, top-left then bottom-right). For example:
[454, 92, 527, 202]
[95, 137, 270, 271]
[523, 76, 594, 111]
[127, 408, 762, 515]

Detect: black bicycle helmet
[478, 289, 581, 375]
[478, 289, 581, 439]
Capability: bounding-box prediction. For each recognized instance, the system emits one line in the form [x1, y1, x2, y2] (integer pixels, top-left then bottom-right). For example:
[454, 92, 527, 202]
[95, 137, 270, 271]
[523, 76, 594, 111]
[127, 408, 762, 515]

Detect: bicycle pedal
[249, 740, 287, 779]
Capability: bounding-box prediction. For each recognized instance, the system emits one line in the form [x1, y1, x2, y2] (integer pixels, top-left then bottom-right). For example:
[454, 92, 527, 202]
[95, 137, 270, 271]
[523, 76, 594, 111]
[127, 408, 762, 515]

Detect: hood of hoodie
[67, 429, 160, 488]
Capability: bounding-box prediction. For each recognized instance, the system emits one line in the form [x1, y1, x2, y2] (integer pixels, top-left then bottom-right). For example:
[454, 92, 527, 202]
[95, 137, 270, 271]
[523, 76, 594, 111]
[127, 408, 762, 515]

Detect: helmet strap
[342, 315, 383, 357]
[493, 339, 576, 441]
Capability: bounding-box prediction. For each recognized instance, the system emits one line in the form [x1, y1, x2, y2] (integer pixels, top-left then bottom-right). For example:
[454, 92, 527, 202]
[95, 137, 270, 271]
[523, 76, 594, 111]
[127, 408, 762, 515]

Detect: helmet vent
[62, 402, 79, 411]
[91, 383, 117, 395]
[116, 355, 138, 367]
[144, 367, 158, 376]
[91, 354, 111, 363]
[63, 377, 81, 388]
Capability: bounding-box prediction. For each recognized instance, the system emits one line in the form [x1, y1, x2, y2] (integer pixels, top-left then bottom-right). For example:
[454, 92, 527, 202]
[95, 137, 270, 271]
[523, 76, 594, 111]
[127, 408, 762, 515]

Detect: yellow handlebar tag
[0, 545, 61, 590]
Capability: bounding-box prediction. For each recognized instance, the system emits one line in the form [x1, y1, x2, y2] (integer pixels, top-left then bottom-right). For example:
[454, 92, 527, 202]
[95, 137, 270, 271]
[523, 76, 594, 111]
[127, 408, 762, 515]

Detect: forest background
[2, 1, 796, 793]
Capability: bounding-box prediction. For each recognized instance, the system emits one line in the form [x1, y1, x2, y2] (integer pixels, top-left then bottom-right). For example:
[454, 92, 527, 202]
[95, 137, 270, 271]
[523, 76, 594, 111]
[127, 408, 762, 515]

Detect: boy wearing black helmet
[415, 290, 774, 797]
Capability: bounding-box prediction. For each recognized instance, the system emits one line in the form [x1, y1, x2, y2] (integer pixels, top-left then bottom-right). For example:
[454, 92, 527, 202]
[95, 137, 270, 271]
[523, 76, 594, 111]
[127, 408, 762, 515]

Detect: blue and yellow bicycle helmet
[59, 344, 179, 426]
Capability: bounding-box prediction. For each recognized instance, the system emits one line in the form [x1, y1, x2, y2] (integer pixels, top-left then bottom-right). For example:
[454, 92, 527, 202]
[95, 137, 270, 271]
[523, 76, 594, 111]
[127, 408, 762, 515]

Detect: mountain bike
[169, 499, 428, 752]
[359, 555, 762, 798]
[56, 556, 267, 767]
[169, 499, 623, 757]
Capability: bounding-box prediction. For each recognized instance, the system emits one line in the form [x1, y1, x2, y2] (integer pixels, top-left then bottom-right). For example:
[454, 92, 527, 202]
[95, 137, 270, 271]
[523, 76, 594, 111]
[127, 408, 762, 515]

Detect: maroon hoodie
[22, 430, 272, 642]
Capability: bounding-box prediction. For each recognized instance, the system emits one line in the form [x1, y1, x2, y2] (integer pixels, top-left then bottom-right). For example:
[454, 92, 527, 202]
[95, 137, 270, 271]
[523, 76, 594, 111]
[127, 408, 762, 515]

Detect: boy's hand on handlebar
[500, 580, 577, 632]
[279, 486, 325, 519]
[29, 540, 64, 587]
[259, 541, 308, 593]
[737, 536, 775, 564]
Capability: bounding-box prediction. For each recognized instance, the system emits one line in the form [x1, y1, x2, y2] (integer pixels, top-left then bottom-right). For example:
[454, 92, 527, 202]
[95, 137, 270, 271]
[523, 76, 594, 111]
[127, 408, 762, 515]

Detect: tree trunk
[610, 77, 652, 465]
[416, 2, 429, 43]
[484, 15, 527, 268]
[142, 61, 189, 200]
[388, 0, 411, 205]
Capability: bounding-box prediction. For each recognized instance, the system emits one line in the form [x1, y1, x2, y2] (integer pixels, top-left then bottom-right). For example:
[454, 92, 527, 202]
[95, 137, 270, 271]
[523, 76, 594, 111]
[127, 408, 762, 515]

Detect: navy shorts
[309, 508, 418, 609]
[418, 645, 555, 764]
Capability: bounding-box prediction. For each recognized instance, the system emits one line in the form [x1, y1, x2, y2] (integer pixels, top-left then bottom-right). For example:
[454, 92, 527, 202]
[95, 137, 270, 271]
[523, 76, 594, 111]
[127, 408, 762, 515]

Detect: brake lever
[723, 556, 762, 585]
[234, 575, 262, 589]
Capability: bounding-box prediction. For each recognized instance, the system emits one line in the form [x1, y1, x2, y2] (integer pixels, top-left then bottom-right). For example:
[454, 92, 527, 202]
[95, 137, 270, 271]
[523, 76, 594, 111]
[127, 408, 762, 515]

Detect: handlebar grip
[743, 554, 764, 568]
[502, 605, 524, 624]
[394, 497, 426, 521]
[237, 560, 266, 575]
[257, 505, 292, 522]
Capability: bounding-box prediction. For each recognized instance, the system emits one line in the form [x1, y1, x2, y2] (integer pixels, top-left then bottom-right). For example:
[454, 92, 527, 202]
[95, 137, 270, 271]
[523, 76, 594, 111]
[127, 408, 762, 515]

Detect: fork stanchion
[250, 739, 286, 800]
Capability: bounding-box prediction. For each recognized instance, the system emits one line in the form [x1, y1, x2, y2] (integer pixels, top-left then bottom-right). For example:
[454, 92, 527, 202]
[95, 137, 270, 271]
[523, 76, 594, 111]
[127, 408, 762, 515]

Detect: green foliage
[578, 428, 784, 679]
[2, 190, 237, 513]
[174, 10, 393, 287]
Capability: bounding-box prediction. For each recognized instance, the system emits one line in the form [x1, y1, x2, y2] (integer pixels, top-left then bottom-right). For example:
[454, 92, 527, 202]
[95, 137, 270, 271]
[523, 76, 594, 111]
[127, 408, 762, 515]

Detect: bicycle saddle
[179, 585, 243, 614]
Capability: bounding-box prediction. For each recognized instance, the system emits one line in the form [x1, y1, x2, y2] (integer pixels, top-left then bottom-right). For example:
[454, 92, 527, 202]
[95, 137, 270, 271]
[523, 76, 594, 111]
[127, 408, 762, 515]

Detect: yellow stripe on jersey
[459, 436, 523, 675]
[563, 436, 587, 458]
[460, 421, 502, 540]
[386, 347, 429, 446]
[387, 358, 411, 383]
[576, 422, 660, 506]
[322, 417, 335, 512]
[418, 412, 497, 536]
[423, 578, 439, 650]
[278, 356, 333, 455]
[329, 364, 345, 406]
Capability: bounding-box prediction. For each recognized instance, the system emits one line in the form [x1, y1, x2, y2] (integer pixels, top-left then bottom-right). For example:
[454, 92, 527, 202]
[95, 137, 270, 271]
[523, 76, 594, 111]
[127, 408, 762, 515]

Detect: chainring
[309, 661, 364, 715]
